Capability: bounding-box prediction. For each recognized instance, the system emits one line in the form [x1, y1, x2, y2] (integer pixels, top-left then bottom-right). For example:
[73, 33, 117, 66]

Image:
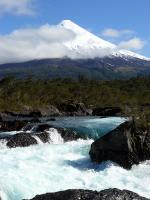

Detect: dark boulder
[34, 124, 52, 132]
[89, 121, 150, 169]
[0, 120, 28, 132]
[7, 133, 37, 148]
[56, 127, 84, 142]
[28, 189, 148, 200]
[93, 107, 122, 116]
[0, 118, 40, 132]
[0, 131, 49, 148]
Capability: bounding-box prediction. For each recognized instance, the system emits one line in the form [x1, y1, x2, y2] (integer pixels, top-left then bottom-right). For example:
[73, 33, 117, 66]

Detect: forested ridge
[0, 76, 149, 125]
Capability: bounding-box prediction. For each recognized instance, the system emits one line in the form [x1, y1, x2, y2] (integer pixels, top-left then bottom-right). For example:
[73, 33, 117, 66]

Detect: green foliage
[0, 76, 149, 126]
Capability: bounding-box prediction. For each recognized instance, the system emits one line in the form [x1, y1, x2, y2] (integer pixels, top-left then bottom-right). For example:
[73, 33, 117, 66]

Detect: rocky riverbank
[0, 104, 123, 119]
[27, 189, 149, 200]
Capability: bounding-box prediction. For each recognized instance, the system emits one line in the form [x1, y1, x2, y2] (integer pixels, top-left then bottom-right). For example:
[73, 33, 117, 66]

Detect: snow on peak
[60, 19, 90, 34]
[58, 20, 149, 60]
[59, 19, 115, 48]
[58, 20, 116, 58]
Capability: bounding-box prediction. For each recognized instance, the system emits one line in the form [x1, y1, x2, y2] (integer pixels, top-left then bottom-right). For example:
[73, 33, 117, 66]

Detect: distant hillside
[1, 20, 150, 80]
[0, 57, 150, 80]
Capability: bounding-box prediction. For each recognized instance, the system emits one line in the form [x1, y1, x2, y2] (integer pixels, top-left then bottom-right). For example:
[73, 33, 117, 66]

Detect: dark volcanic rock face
[7, 133, 37, 148]
[28, 189, 149, 200]
[89, 121, 150, 169]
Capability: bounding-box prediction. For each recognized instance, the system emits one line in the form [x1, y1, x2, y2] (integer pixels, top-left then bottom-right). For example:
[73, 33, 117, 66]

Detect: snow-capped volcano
[0, 19, 150, 80]
[58, 20, 149, 61]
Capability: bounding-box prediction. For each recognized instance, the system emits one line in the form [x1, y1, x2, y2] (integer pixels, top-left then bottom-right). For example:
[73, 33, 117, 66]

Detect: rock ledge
[27, 188, 149, 200]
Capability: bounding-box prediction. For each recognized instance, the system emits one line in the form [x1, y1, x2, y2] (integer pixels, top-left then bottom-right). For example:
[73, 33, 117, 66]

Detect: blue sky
[0, 0, 149, 59]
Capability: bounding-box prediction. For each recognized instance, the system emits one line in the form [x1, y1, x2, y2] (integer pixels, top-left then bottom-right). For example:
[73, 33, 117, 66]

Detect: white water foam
[0, 139, 7, 149]
[0, 191, 8, 200]
[33, 128, 64, 145]
[32, 135, 44, 145]
[0, 139, 150, 200]
[47, 128, 64, 144]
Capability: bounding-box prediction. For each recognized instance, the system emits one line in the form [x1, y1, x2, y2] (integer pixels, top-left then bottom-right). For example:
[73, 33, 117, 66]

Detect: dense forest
[0, 76, 150, 125]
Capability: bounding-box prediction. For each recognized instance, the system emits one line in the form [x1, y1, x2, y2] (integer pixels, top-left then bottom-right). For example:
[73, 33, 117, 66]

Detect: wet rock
[28, 188, 148, 200]
[7, 133, 37, 148]
[34, 124, 53, 132]
[0, 120, 28, 132]
[37, 132, 49, 143]
[89, 121, 150, 169]
[93, 107, 122, 116]
[0, 118, 40, 132]
[56, 127, 83, 142]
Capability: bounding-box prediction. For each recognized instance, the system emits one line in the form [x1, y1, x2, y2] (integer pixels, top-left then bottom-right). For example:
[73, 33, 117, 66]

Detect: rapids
[0, 117, 150, 200]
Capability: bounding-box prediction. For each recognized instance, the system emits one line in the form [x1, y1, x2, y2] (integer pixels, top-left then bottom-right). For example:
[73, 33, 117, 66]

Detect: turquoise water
[44, 116, 127, 139]
[0, 117, 150, 200]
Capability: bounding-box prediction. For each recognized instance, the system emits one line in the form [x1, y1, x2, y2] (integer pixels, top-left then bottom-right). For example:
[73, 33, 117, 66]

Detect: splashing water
[32, 128, 64, 145]
[46, 128, 64, 144]
[0, 140, 150, 200]
[42, 116, 127, 139]
[0, 117, 150, 200]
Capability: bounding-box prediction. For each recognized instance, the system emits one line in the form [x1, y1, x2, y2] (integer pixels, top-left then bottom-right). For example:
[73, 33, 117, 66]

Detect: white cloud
[0, 0, 35, 16]
[0, 24, 76, 64]
[0, 22, 147, 64]
[102, 28, 134, 38]
[101, 28, 146, 52]
[0, 22, 117, 64]
[118, 38, 145, 50]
